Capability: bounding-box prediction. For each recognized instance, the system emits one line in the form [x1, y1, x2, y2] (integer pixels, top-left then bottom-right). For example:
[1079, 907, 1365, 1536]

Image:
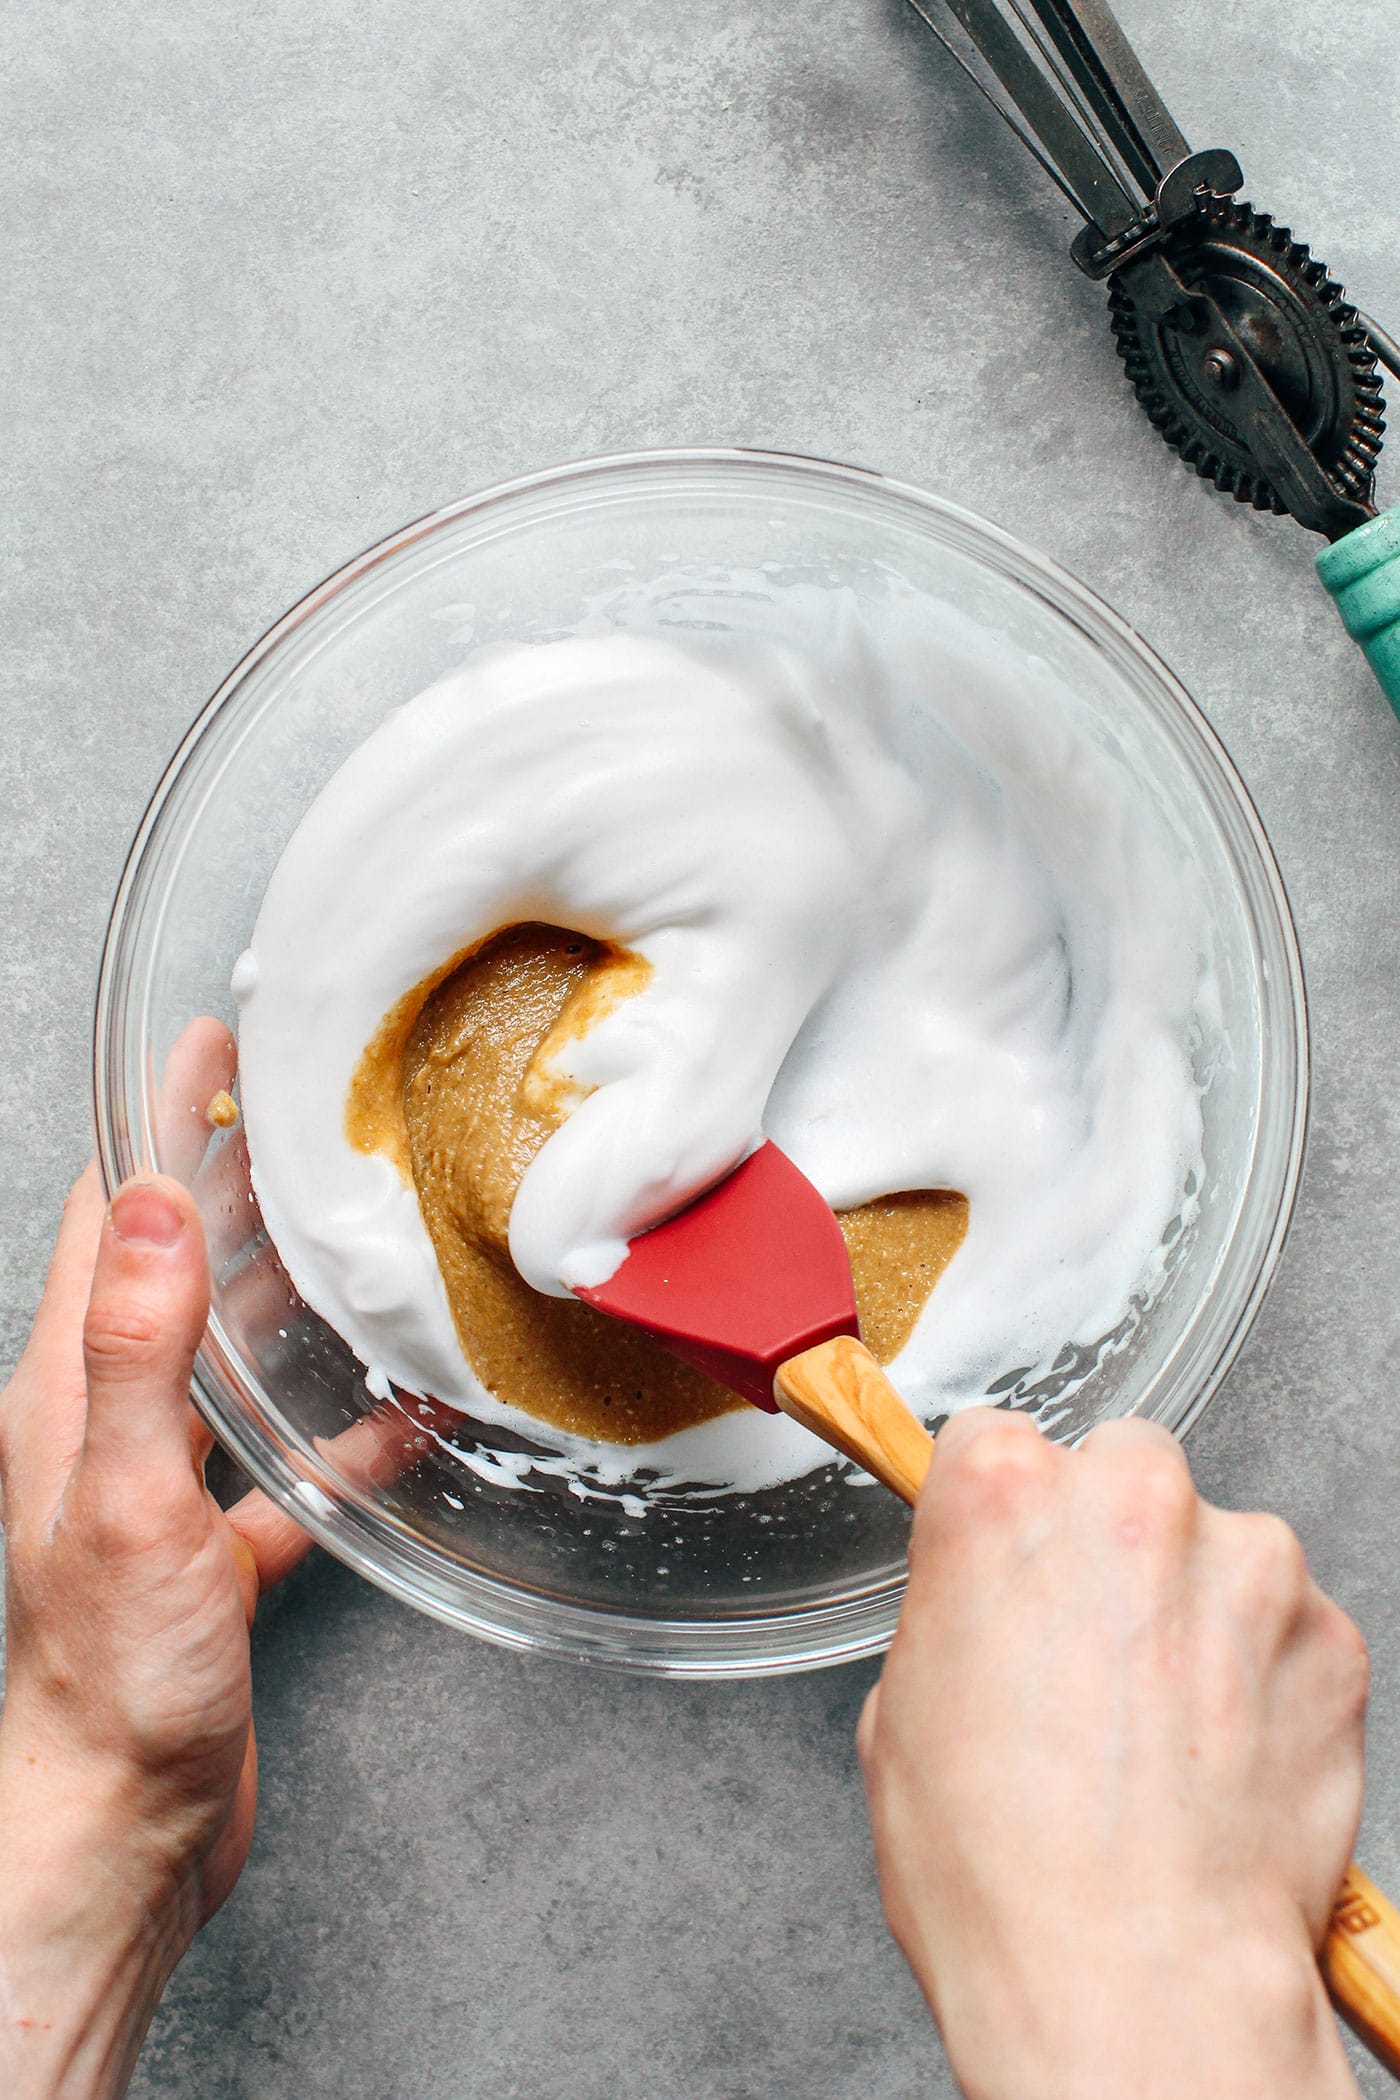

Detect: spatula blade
[574, 1141, 860, 1411]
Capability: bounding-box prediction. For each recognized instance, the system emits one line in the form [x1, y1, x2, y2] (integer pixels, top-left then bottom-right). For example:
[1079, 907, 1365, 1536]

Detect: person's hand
[0, 1161, 314, 2100]
[858, 1409, 1368, 2100]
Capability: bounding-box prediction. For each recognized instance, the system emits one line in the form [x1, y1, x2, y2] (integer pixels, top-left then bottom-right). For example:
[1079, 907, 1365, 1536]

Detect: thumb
[80, 1177, 211, 1482]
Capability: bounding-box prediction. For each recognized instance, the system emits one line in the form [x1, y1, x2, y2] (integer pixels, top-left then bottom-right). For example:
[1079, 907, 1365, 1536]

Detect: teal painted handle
[1316, 507, 1400, 718]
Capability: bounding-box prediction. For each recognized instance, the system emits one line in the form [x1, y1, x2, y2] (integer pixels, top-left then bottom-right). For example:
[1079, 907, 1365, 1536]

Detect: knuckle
[940, 1411, 1053, 1517]
[961, 1412, 1044, 1470]
[1247, 1508, 1308, 1585]
[1131, 1446, 1196, 1521]
[1232, 1511, 1310, 1615]
[83, 1298, 165, 1375]
[1097, 1441, 1197, 1542]
[81, 1471, 188, 1563]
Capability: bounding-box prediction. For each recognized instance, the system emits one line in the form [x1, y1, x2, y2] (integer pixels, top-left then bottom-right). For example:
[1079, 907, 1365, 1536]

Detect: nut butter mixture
[350, 924, 967, 1443]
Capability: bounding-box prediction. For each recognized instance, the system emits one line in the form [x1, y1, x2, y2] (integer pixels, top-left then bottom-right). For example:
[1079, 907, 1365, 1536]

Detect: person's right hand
[859, 1409, 1368, 2100]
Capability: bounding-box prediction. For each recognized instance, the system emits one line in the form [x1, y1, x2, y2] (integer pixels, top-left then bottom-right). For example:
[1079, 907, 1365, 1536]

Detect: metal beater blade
[904, 0, 1392, 541]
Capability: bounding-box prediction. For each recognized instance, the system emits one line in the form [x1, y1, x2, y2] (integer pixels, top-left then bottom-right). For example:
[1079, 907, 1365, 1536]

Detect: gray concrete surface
[4, 0, 1399, 2093]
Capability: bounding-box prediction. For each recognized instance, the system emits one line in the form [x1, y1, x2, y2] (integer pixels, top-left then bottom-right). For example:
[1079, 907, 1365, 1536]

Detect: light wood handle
[772, 1334, 934, 1505]
[1322, 1862, 1400, 2077]
[777, 1341, 1400, 2081]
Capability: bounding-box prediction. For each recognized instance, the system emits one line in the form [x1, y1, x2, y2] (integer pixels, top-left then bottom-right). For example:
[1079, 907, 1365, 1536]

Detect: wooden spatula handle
[772, 1334, 934, 1503]
[775, 1336, 1400, 2079]
[1322, 1863, 1400, 2076]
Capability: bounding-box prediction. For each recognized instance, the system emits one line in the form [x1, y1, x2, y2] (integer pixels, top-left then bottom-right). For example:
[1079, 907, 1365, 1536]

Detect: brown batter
[348, 924, 969, 1443]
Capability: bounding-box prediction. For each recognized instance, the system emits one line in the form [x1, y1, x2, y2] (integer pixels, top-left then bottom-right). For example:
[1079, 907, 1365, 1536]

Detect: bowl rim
[93, 444, 1310, 1676]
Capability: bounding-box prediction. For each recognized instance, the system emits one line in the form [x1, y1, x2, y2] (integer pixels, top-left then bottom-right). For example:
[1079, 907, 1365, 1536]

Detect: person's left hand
[0, 1041, 321, 2097]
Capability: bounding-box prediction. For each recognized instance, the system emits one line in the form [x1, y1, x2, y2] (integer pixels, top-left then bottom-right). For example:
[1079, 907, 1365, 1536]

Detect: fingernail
[111, 1183, 185, 1249]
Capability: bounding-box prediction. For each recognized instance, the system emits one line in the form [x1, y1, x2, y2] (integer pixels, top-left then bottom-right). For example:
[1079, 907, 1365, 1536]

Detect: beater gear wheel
[1108, 198, 1385, 517]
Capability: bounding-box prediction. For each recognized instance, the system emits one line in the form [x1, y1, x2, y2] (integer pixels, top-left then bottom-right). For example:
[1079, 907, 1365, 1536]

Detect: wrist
[940, 1922, 1358, 2100]
[0, 1730, 196, 2100]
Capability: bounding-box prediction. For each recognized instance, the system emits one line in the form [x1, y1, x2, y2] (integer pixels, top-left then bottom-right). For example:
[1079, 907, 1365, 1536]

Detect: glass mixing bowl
[94, 449, 1307, 1675]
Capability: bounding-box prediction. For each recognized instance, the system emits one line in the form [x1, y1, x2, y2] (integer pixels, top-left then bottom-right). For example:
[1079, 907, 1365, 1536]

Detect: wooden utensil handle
[776, 1339, 1400, 2080]
[1323, 1862, 1400, 2077]
[773, 1334, 934, 1505]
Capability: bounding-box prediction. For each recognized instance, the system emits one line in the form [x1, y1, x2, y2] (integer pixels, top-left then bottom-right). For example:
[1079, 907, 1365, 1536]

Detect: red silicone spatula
[574, 1140, 937, 1502]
